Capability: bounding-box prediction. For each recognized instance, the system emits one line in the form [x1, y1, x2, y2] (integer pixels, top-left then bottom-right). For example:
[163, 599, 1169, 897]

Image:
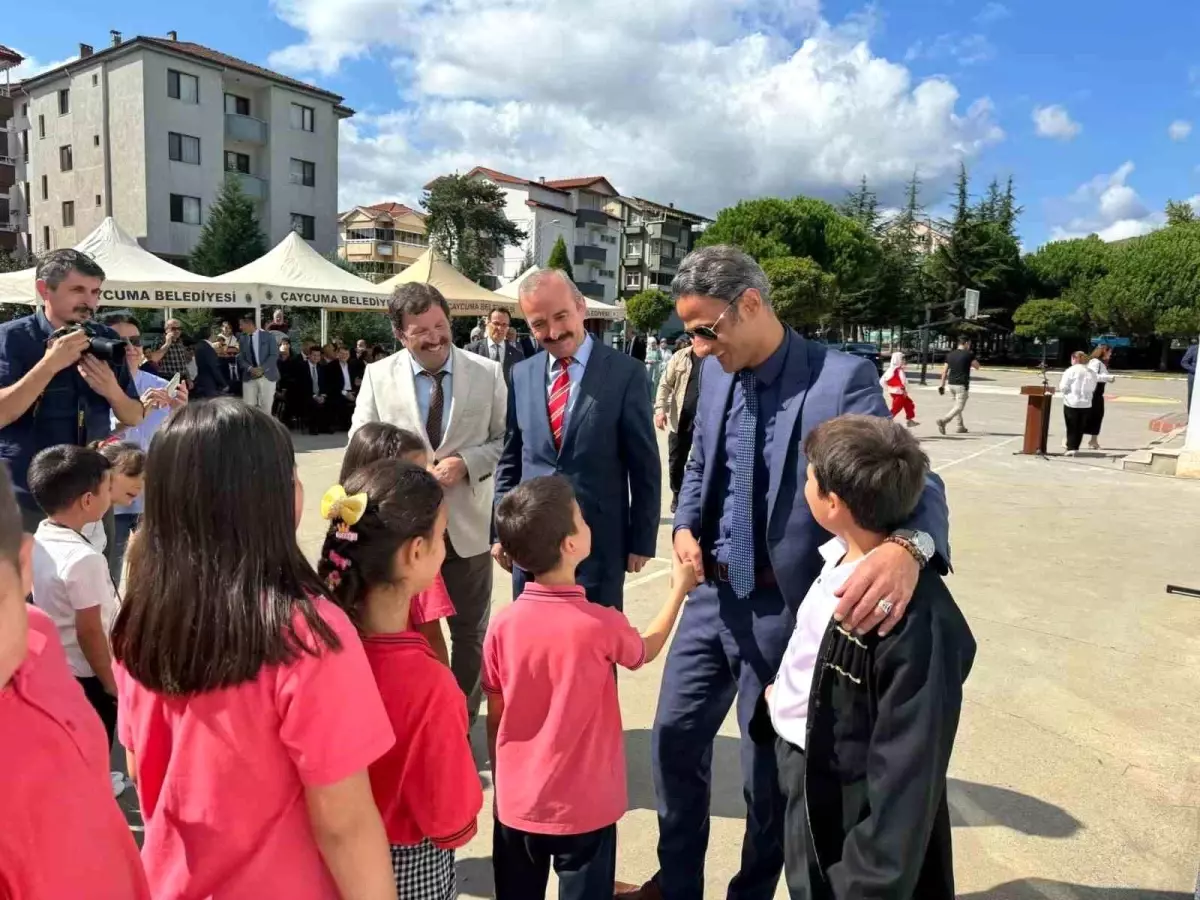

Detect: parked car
[822, 340, 883, 374]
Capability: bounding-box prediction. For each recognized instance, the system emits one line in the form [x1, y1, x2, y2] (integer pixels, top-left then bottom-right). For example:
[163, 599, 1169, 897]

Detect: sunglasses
[685, 294, 741, 341]
[126, 336, 142, 346]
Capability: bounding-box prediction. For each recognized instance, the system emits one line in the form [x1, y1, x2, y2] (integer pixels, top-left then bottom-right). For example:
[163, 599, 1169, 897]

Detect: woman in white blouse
[1084, 343, 1117, 449]
[1058, 350, 1098, 456]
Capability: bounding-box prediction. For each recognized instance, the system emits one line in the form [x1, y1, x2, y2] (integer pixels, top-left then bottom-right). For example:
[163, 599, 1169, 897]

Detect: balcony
[648, 220, 682, 241]
[225, 170, 268, 201]
[575, 209, 608, 228]
[225, 113, 268, 145]
[623, 222, 645, 236]
[577, 281, 606, 299]
[574, 244, 606, 265]
[648, 254, 681, 273]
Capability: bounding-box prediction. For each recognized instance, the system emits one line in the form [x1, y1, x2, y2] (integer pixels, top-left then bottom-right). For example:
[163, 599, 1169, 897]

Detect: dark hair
[388, 283, 451, 332]
[239, 313, 256, 325]
[803, 415, 928, 534]
[488, 307, 512, 324]
[318, 460, 444, 630]
[496, 475, 577, 576]
[97, 441, 145, 478]
[1090, 343, 1111, 360]
[307, 345, 322, 356]
[36, 248, 105, 289]
[28, 445, 111, 515]
[0, 467, 23, 570]
[110, 399, 340, 694]
[340, 423, 426, 482]
[102, 312, 138, 328]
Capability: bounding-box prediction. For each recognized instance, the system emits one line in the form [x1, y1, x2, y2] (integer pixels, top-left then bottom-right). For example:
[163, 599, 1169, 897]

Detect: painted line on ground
[932, 435, 1023, 472]
[626, 566, 673, 589]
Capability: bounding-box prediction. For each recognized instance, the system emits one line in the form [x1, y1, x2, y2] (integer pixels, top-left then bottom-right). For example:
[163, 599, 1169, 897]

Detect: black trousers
[78, 676, 117, 751]
[775, 738, 826, 900]
[493, 820, 616, 900]
[667, 426, 695, 499]
[1084, 391, 1105, 436]
[440, 539, 493, 723]
[1063, 406, 1088, 452]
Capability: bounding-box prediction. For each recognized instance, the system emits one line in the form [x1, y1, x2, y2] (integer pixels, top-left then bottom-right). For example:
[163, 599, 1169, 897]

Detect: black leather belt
[711, 562, 777, 590]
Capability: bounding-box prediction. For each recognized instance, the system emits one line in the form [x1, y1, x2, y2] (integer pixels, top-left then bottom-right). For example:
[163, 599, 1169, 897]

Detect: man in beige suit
[351, 283, 507, 721]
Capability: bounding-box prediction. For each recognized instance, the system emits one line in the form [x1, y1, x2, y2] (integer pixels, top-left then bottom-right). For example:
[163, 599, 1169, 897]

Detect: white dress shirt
[308, 360, 322, 396]
[486, 337, 506, 364]
[250, 330, 262, 367]
[340, 361, 352, 394]
[544, 334, 594, 440]
[1058, 363, 1097, 408]
[411, 351, 454, 436]
[768, 538, 872, 749]
[1087, 358, 1116, 384]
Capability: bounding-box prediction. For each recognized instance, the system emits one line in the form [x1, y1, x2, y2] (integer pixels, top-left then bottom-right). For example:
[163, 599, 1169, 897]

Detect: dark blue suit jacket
[495, 340, 662, 610]
[674, 329, 951, 614]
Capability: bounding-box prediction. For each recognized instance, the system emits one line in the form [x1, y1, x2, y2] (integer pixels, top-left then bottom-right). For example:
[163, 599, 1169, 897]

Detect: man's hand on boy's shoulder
[833, 541, 918, 638]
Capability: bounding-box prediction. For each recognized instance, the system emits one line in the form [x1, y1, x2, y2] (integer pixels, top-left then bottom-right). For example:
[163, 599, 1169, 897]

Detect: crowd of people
[1, 246, 982, 900]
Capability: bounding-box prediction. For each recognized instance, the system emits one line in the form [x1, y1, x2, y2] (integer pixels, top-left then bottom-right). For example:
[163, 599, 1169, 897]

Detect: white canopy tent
[0, 218, 253, 308]
[496, 266, 624, 321]
[378, 249, 513, 317]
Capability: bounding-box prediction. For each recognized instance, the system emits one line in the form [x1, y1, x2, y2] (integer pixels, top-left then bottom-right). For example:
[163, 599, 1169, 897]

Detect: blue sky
[8, 0, 1200, 249]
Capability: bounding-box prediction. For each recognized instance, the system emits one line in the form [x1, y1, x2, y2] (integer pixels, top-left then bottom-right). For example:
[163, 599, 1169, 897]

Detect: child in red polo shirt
[0, 467, 149, 899]
[484, 475, 696, 900]
[341, 421, 455, 665]
[319, 458, 483, 900]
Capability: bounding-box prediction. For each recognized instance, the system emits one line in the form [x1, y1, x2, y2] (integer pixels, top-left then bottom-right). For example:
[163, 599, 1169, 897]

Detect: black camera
[48, 321, 128, 363]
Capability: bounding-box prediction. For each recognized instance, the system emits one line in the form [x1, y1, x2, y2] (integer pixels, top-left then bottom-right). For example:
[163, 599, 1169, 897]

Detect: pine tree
[841, 175, 880, 234]
[188, 178, 268, 276]
[422, 174, 526, 284]
[546, 235, 574, 281]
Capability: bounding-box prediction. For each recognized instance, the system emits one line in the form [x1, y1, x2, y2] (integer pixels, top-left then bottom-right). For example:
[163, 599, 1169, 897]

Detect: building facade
[1, 45, 29, 255]
[337, 202, 429, 282]
[606, 195, 709, 300]
[15, 33, 350, 264]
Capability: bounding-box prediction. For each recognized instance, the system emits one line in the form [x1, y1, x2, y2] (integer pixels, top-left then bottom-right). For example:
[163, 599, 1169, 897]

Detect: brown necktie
[424, 370, 447, 448]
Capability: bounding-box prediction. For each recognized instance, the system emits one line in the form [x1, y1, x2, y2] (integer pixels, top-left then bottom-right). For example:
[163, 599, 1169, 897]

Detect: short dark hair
[97, 441, 146, 478]
[102, 312, 138, 328]
[388, 283, 451, 331]
[488, 307, 511, 324]
[319, 460, 444, 630]
[28, 445, 112, 515]
[111, 399, 340, 695]
[36, 249, 105, 290]
[803, 415, 928, 535]
[239, 313, 256, 325]
[0, 467, 23, 570]
[496, 475, 577, 576]
[339, 423, 427, 482]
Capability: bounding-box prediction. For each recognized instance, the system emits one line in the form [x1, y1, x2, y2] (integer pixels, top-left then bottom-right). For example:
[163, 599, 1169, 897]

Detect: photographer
[0, 250, 145, 530]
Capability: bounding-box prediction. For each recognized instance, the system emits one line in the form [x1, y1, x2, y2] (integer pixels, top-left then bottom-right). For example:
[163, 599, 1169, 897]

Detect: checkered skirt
[391, 841, 456, 900]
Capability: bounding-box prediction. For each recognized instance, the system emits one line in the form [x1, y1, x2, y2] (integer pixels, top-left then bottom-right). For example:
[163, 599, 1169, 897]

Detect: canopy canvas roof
[377, 249, 515, 317]
[0, 218, 253, 308]
[496, 267, 625, 321]
[212, 231, 390, 310]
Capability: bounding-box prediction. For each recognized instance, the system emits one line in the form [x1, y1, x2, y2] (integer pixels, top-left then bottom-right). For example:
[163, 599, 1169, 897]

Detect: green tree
[1012, 298, 1084, 339]
[188, 178, 268, 276]
[546, 235, 574, 281]
[875, 171, 929, 329]
[624, 288, 674, 333]
[761, 256, 837, 331]
[840, 176, 881, 235]
[422, 174, 526, 284]
[1165, 199, 1196, 227]
[1024, 236, 1111, 299]
[0, 248, 34, 273]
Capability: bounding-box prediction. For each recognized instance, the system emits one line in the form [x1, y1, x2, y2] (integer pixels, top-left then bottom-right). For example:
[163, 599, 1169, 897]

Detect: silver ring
[876, 598, 894, 616]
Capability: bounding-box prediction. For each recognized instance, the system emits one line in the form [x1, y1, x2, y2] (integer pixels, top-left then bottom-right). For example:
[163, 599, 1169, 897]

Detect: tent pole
[320, 308, 329, 345]
[255, 306, 261, 328]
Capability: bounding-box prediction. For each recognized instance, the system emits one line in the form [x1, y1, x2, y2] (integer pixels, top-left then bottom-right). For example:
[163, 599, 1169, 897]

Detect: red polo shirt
[482, 583, 645, 835]
[0, 607, 149, 899]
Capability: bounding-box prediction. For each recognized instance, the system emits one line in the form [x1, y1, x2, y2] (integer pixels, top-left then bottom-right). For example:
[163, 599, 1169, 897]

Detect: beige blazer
[350, 347, 507, 558]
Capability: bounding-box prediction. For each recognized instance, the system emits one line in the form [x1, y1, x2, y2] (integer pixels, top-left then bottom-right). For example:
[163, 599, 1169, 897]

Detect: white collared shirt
[768, 537, 872, 749]
[487, 337, 506, 364]
[544, 334, 594, 439]
[410, 350, 454, 437]
[340, 361, 352, 393]
[1058, 363, 1097, 408]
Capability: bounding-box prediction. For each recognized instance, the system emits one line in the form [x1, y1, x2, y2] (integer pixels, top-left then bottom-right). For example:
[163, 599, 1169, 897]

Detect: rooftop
[622, 195, 711, 224]
[461, 166, 569, 194]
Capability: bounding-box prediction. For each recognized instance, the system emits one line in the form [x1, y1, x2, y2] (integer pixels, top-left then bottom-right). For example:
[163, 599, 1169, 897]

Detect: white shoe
[1064, 450, 1077, 457]
[907, 419, 920, 428]
[1061, 438, 1069, 450]
[111, 772, 128, 798]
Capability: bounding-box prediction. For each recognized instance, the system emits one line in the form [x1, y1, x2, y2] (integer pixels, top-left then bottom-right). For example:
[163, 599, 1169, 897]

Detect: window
[600, 269, 615, 278]
[396, 229, 428, 247]
[59, 145, 72, 171]
[624, 271, 641, 289]
[42, 226, 50, 250]
[289, 158, 315, 187]
[37, 115, 45, 139]
[20, 103, 27, 117]
[93, 134, 100, 147]
[95, 194, 102, 207]
[40, 175, 47, 200]
[22, 183, 30, 210]
[167, 70, 199, 103]
[290, 103, 314, 132]
[58, 89, 70, 115]
[168, 132, 201, 165]
[291, 213, 315, 240]
[627, 239, 642, 257]
[92, 74, 98, 87]
[61, 201, 74, 227]
[169, 194, 201, 225]
[224, 151, 250, 174]
[224, 93, 251, 116]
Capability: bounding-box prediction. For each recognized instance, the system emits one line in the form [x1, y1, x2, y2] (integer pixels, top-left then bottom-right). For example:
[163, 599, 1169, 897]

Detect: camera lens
[87, 336, 128, 362]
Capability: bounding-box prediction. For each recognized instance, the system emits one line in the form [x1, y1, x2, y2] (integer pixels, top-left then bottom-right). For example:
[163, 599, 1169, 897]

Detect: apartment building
[337, 202, 429, 282]
[0, 45, 28, 255]
[463, 167, 622, 302]
[16, 32, 351, 264]
[607, 195, 709, 300]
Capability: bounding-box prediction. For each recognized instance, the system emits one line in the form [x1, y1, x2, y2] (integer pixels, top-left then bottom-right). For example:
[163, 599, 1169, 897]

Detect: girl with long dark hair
[1084, 343, 1117, 450]
[111, 399, 396, 900]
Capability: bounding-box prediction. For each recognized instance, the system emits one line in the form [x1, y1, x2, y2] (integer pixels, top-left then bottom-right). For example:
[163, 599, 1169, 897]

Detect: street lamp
[534, 218, 561, 267]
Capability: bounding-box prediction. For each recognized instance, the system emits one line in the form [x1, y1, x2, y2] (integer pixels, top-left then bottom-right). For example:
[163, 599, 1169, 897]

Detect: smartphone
[166, 372, 182, 399]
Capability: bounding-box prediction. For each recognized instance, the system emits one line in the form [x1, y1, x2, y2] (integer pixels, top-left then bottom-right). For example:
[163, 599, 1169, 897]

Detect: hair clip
[326, 570, 342, 590]
[328, 550, 351, 570]
[321, 485, 368, 526]
[333, 522, 358, 542]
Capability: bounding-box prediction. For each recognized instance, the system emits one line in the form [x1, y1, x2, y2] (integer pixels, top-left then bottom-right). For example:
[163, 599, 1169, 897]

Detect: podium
[1019, 385, 1055, 455]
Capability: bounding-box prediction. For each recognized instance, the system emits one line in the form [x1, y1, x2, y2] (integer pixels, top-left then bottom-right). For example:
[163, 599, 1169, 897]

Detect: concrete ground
[128, 366, 1200, 898]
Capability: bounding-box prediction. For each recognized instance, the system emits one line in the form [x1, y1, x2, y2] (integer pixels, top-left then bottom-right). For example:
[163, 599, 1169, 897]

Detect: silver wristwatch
[890, 529, 934, 568]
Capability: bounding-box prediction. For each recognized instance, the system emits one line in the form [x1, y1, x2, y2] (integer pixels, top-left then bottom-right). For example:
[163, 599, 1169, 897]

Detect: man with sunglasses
[621, 245, 950, 900]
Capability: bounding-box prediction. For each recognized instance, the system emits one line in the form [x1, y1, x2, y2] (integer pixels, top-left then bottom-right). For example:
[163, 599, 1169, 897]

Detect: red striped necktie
[548, 356, 574, 450]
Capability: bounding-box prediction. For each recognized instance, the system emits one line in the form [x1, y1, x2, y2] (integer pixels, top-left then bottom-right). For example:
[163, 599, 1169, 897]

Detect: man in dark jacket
[465, 307, 525, 385]
[186, 331, 229, 399]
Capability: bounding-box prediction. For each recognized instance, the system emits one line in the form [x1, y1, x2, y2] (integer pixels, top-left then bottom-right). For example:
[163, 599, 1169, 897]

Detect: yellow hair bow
[321, 485, 368, 527]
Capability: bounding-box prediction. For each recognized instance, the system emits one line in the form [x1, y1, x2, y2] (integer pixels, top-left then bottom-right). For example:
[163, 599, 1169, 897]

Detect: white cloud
[975, 2, 1010, 25]
[905, 33, 996, 66]
[6, 48, 78, 80]
[266, 0, 1003, 214]
[1033, 104, 1081, 140]
[1049, 161, 1163, 242]
[1168, 119, 1193, 142]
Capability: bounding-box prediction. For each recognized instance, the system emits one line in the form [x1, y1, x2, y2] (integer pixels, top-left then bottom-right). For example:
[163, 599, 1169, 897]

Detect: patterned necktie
[490, 342, 500, 362]
[423, 370, 447, 448]
[730, 370, 758, 599]
[547, 357, 574, 450]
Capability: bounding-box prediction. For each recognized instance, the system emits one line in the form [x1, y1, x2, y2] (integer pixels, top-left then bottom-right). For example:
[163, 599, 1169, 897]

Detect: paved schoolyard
[286, 367, 1195, 898]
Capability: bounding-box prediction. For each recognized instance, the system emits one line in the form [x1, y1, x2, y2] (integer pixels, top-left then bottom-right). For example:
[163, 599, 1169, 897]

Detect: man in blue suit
[493, 268, 660, 610]
[236, 313, 280, 416]
[620, 246, 951, 900]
